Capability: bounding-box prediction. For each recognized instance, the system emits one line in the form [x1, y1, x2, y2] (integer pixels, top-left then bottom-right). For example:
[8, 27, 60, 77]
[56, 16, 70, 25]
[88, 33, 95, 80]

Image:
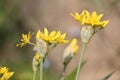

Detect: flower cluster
[71, 10, 109, 28]
[16, 31, 34, 47]
[17, 27, 68, 48]
[16, 27, 69, 72]
[36, 27, 68, 44]
[15, 10, 109, 80]
[0, 67, 14, 80]
[71, 10, 109, 43]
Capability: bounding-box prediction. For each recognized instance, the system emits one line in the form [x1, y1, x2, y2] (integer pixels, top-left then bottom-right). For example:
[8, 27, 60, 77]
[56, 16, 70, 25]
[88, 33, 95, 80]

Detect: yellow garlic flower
[36, 27, 68, 44]
[71, 10, 109, 28]
[63, 38, 78, 65]
[16, 31, 34, 47]
[0, 67, 14, 80]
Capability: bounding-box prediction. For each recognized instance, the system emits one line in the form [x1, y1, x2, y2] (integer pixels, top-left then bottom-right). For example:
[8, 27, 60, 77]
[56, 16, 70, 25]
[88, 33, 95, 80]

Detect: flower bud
[63, 46, 74, 65]
[63, 39, 78, 65]
[32, 57, 38, 71]
[81, 25, 94, 43]
[33, 38, 47, 57]
[32, 53, 41, 71]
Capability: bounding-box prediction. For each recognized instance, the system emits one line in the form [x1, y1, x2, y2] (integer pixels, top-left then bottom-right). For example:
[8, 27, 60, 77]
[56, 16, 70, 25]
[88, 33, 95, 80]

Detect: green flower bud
[81, 25, 94, 43]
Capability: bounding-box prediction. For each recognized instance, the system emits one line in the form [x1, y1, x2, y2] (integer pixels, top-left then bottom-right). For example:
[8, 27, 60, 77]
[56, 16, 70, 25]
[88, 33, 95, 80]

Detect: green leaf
[102, 71, 115, 80]
[65, 61, 86, 80]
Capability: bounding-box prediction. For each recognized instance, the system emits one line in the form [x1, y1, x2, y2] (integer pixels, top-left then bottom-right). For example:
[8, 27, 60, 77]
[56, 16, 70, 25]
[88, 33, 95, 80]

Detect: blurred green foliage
[0, 0, 25, 49]
[65, 61, 86, 80]
[14, 64, 59, 80]
[0, 1, 38, 80]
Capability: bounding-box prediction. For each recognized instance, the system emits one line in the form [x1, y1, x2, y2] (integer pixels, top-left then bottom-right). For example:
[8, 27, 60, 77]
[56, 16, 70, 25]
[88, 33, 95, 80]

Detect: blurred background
[0, 0, 120, 80]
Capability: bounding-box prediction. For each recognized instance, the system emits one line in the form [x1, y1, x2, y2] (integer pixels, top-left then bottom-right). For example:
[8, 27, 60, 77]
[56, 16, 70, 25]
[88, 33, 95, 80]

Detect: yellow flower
[71, 10, 109, 28]
[71, 11, 86, 25]
[16, 31, 34, 47]
[0, 67, 14, 80]
[85, 10, 109, 28]
[71, 10, 109, 43]
[63, 38, 78, 65]
[36, 27, 68, 44]
[1, 72, 14, 80]
[0, 67, 8, 74]
[36, 28, 57, 44]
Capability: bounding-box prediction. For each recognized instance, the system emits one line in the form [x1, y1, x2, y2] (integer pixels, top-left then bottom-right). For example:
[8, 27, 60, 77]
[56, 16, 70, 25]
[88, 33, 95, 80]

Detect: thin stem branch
[75, 43, 87, 80]
[60, 73, 65, 80]
[29, 42, 36, 46]
[60, 63, 67, 80]
[33, 71, 36, 80]
[40, 58, 43, 80]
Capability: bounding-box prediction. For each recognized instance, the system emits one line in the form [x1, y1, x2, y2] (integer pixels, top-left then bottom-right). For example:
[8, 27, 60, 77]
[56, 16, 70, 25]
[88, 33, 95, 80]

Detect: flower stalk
[60, 64, 67, 80]
[75, 43, 87, 80]
[40, 58, 43, 80]
[32, 54, 39, 80]
[33, 70, 36, 80]
[60, 75, 65, 80]
[71, 10, 109, 80]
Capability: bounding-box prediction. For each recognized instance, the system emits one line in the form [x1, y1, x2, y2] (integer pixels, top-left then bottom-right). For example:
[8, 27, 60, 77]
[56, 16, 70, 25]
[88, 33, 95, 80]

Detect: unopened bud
[63, 46, 74, 65]
[63, 38, 78, 65]
[81, 25, 94, 43]
[33, 38, 47, 57]
[32, 57, 38, 71]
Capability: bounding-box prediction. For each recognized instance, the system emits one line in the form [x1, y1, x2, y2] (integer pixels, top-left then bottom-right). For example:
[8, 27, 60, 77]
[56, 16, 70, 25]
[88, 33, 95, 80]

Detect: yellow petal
[28, 31, 31, 39]
[63, 40, 69, 43]
[22, 34, 25, 39]
[75, 12, 80, 17]
[98, 14, 104, 20]
[44, 27, 49, 37]
[92, 11, 97, 19]
[61, 33, 66, 39]
[55, 31, 61, 38]
[0, 67, 8, 74]
[102, 20, 109, 27]
[84, 10, 91, 19]
[16, 44, 20, 47]
[49, 31, 56, 37]
[1, 72, 14, 80]
[70, 38, 77, 47]
[73, 45, 78, 54]
[70, 13, 75, 17]
[36, 30, 41, 40]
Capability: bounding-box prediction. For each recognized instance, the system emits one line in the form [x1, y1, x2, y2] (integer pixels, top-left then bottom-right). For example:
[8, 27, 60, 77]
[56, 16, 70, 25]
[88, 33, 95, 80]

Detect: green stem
[60, 72, 65, 80]
[60, 64, 67, 80]
[33, 71, 36, 80]
[75, 43, 87, 80]
[40, 58, 43, 80]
